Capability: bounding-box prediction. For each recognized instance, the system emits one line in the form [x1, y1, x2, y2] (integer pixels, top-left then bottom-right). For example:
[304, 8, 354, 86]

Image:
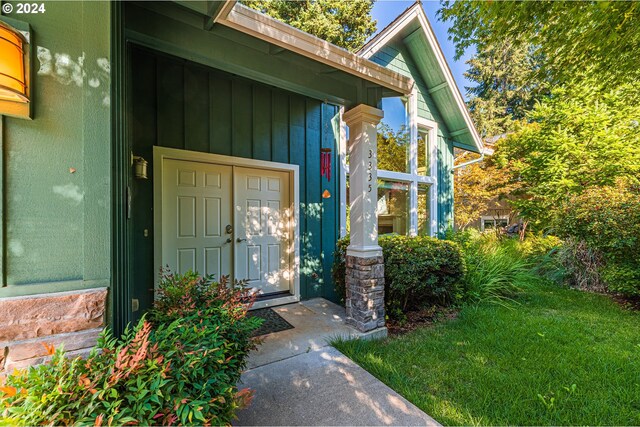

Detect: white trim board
[217, 3, 414, 96]
[152, 146, 301, 308]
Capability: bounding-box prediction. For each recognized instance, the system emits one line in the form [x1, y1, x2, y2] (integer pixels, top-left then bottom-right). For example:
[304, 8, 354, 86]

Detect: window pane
[418, 184, 431, 236]
[417, 129, 430, 176]
[377, 180, 409, 235]
[378, 97, 409, 173]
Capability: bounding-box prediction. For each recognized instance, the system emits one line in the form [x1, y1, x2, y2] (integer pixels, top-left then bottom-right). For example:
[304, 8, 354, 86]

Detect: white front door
[160, 159, 292, 296]
[162, 159, 233, 280]
[234, 167, 292, 294]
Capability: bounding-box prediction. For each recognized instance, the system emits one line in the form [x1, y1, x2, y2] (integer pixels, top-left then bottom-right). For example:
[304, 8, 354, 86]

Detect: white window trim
[480, 215, 510, 231]
[340, 92, 440, 237]
[339, 106, 348, 237]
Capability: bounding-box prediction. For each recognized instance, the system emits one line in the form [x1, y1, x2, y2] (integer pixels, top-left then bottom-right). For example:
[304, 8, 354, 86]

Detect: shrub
[332, 235, 466, 319]
[555, 238, 606, 292]
[554, 179, 640, 297]
[0, 271, 261, 426]
[447, 230, 561, 305]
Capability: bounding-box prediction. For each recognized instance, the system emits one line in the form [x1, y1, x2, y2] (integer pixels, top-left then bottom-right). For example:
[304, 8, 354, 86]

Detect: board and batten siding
[369, 43, 455, 232]
[129, 47, 341, 317]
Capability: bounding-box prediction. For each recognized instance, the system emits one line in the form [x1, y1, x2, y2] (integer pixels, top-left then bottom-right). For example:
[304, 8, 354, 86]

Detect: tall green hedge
[333, 235, 465, 319]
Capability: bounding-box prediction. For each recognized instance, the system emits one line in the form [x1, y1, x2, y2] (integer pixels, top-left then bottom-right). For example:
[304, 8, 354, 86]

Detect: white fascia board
[358, 3, 422, 59]
[218, 3, 414, 96]
[212, 0, 236, 24]
[358, 4, 484, 155]
[414, 9, 484, 154]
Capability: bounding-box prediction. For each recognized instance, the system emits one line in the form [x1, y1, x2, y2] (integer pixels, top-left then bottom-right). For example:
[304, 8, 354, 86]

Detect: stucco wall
[0, 1, 111, 297]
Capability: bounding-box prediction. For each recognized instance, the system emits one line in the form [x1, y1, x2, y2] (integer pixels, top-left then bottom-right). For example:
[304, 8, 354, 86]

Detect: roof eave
[216, 3, 414, 96]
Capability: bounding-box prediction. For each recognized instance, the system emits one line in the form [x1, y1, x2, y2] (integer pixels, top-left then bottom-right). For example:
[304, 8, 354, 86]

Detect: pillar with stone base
[343, 104, 387, 337]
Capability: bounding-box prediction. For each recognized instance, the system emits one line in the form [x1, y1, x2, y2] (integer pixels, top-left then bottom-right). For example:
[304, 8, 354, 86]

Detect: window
[377, 97, 410, 173]
[417, 129, 430, 176]
[377, 180, 410, 235]
[340, 94, 439, 238]
[417, 184, 431, 236]
[481, 217, 509, 231]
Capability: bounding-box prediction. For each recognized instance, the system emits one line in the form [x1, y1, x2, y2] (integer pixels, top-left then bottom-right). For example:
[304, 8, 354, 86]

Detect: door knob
[225, 238, 232, 244]
[236, 238, 247, 243]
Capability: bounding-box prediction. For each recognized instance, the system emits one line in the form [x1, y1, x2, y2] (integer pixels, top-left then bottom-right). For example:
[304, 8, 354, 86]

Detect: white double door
[161, 158, 292, 295]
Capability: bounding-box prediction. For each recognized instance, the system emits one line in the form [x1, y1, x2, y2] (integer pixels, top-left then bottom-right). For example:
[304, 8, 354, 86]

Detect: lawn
[333, 281, 640, 425]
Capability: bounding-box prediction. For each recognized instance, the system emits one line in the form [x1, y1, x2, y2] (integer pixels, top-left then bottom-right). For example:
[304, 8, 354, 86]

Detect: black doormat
[248, 308, 294, 337]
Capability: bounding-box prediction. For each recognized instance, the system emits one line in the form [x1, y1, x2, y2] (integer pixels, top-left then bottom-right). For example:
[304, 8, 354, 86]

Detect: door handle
[225, 238, 232, 244]
[236, 238, 247, 243]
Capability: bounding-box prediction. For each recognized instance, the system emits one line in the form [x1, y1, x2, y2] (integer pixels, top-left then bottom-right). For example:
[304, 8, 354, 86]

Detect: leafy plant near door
[0, 270, 262, 426]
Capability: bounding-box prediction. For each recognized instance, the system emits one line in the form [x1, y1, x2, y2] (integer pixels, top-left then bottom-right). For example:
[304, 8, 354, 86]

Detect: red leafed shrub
[0, 270, 262, 426]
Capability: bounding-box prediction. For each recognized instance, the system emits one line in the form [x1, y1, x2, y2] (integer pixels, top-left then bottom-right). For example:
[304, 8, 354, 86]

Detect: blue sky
[370, 0, 475, 100]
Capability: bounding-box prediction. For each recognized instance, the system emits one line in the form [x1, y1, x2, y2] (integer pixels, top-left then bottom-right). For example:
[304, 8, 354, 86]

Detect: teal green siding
[129, 47, 341, 316]
[370, 44, 455, 232]
[0, 1, 111, 297]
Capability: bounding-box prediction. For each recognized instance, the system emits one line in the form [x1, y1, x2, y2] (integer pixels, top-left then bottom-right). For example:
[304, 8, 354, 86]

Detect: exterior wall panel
[0, 1, 111, 296]
[130, 47, 341, 312]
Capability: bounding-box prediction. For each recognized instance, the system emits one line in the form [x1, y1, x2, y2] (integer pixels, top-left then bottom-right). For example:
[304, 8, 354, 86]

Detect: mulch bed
[611, 294, 640, 311]
[386, 306, 459, 336]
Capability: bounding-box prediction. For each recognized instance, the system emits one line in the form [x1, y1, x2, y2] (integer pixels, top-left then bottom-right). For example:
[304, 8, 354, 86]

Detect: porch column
[343, 104, 386, 336]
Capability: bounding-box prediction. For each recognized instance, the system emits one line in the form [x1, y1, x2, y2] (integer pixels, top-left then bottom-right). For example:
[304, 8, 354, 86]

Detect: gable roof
[358, 2, 483, 154]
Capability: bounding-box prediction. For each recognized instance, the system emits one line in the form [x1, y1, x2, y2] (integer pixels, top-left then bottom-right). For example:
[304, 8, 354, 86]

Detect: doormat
[248, 308, 294, 337]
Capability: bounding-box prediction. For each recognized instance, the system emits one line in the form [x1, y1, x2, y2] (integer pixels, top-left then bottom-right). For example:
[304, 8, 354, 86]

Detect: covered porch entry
[111, 1, 413, 335]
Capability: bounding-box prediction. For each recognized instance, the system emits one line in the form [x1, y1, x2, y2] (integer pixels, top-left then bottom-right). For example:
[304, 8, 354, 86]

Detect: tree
[242, 0, 377, 52]
[438, 1, 640, 88]
[465, 39, 548, 138]
[453, 151, 518, 230]
[494, 79, 640, 229]
[377, 123, 409, 173]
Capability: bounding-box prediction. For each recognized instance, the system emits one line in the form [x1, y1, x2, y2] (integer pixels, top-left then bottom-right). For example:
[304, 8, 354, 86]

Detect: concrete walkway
[235, 299, 440, 426]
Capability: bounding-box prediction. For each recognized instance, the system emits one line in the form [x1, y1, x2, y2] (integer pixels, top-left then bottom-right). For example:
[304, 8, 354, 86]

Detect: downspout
[453, 151, 484, 170]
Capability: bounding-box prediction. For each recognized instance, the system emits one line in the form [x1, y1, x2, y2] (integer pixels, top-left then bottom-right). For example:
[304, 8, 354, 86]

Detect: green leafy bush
[0, 271, 261, 426]
[554, 180, 640, 297]
[332, 235, 466, 319]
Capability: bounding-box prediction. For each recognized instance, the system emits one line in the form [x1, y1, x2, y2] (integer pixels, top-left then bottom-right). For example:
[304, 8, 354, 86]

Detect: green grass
[333, 281, 640, 426]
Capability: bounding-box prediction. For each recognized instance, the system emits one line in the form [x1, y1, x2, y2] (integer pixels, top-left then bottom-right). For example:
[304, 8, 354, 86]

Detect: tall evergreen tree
[465, 39, 548, 138]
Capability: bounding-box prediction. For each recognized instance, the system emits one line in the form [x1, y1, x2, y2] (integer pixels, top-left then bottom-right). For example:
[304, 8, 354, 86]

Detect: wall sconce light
[0, 18, 31, 118]
[132, 155, 148, 180]
[322, 189, 331, 199]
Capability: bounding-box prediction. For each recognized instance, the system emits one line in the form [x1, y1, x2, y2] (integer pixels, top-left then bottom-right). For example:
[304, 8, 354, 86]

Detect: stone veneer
[0, 288, 107, 376]
[345, 255, 385, 332]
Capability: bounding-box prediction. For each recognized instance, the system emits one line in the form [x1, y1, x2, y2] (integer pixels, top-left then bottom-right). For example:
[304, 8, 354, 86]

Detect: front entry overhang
[143, 0, 415, 109]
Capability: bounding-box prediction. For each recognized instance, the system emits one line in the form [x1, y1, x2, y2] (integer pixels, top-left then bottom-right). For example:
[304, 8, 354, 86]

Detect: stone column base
[345, 255, 385, 332]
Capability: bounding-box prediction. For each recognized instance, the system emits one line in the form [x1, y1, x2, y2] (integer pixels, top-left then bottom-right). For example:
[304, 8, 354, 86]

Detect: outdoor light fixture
[0, 18, 31, 118]
[132, 155, 149, 179]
